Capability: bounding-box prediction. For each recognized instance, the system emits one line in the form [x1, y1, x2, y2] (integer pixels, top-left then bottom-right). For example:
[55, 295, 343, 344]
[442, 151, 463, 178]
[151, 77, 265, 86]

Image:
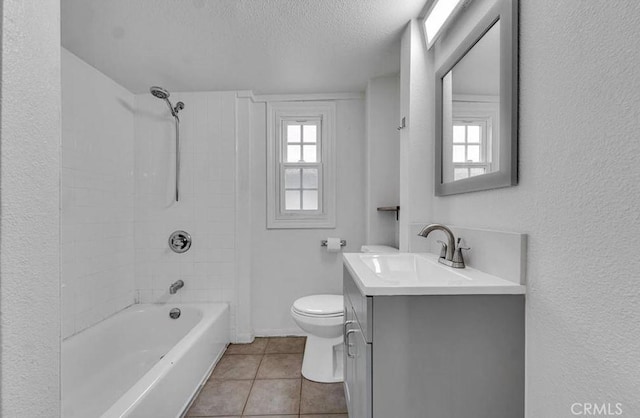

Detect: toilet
[291, 294, 344, 383]
[291, 245, 398, 383]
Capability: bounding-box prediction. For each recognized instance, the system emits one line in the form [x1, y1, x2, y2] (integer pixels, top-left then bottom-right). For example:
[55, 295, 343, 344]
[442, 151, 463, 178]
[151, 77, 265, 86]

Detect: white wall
[250, 98, 367, 335]
[134, 91, 239, 338]
[365, 76, 400, 248]
[401, 0, 640, 415]
[399, 20, 433, 251]
[61, 49, 136, 339]
[0, 0, 61, 416]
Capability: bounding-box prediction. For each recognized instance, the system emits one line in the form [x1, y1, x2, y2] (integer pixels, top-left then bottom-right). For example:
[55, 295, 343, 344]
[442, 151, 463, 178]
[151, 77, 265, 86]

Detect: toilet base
[301, 334, 344, 383]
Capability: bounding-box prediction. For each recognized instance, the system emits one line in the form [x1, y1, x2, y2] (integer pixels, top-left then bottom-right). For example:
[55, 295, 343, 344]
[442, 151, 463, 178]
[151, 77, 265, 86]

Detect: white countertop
[343, 252, 526, 296]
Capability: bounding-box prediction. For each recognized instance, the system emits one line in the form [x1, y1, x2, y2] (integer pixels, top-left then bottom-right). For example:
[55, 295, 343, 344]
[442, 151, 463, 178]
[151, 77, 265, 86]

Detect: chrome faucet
[169, 280, 184, 294]
[417, 224, 468, 269]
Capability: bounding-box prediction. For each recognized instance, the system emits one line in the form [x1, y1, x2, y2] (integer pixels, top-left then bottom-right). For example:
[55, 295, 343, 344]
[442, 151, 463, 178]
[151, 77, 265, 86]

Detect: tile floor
[186, 337, 348, 418]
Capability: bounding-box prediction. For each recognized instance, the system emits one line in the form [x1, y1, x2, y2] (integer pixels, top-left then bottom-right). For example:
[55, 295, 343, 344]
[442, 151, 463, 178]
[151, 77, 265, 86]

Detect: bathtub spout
[169, 280, 184, 294]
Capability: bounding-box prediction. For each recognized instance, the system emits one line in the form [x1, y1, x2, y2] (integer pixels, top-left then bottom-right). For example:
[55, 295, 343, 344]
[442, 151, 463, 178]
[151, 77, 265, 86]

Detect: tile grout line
[195, 337, 311, 417]
[298, 376, 303, 416]
[240, 343, 266, 417]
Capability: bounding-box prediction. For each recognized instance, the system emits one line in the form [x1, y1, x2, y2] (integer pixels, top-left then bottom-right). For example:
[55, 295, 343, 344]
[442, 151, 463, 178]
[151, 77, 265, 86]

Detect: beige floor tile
[210, 354, 263, 380]
[225, 338, 268, 355]
[300, 378, 348, 414]
[256, 353, 303, 379]
[186, 380, 252, 417]
[265, 337, 306, 354]
[243, 378, 301, 415]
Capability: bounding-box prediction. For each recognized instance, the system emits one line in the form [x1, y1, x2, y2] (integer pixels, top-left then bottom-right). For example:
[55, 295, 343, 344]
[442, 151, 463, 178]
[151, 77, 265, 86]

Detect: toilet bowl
[291, 294, 344, 383]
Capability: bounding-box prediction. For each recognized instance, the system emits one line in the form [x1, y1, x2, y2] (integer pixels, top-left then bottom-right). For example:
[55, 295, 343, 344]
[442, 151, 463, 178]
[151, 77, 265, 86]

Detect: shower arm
[165, 99, 178, 118]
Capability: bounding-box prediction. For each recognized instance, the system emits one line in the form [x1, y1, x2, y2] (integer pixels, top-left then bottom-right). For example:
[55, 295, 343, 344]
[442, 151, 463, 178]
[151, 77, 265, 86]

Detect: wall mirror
[435, 0, 518, 196]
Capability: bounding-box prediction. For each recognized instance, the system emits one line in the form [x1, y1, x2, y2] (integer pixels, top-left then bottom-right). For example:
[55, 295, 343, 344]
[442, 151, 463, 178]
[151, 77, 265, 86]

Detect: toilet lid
[293, 295, 343, 317]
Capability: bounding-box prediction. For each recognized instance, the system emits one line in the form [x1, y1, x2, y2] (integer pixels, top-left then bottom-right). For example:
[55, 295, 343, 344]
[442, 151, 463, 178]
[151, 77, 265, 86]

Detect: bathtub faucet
[169, 280, 184, 294]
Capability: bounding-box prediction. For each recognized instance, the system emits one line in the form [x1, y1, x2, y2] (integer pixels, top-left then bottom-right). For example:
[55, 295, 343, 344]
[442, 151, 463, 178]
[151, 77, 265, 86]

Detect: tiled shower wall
[62, 50, 239, 338]
[134, 91, 238, 337]
[61, 49, 136, 338]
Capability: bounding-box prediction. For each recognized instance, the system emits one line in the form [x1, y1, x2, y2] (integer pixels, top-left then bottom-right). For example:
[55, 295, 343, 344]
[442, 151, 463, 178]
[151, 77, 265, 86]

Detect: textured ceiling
[61, 0, 426, 94]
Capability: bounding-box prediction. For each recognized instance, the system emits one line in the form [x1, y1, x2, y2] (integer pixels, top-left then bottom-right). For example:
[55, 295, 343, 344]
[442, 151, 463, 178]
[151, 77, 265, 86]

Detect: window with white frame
[452, 118, 491, 181]
[267, 101, 336, 229]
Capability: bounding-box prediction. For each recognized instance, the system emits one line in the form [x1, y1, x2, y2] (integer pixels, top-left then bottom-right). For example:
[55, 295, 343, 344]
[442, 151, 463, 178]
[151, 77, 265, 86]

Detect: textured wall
[61, 49, 136, 338]
[365, 75, 400, 248]
[401, 0, 640, 415]
[399, 20, 433, 251]
[134, 91, 239, 338]
[0, 0, 61, 416]
[250, 98, 367, 335]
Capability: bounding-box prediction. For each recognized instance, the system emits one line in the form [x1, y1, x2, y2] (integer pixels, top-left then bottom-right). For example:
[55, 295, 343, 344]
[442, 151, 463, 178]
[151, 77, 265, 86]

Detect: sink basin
[343, 252, 526, 296]
[359, 253, 471, 285]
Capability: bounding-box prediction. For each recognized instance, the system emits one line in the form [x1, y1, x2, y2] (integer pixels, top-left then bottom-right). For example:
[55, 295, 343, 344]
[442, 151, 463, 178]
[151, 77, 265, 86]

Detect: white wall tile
[61, 49, 136, 339]
[64, 54, 239, 340]
[134, 91, 237, 338]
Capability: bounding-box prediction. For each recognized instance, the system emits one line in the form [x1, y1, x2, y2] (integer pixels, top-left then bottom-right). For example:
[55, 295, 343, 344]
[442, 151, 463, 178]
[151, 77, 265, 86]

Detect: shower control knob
[168, 230, 192, 253]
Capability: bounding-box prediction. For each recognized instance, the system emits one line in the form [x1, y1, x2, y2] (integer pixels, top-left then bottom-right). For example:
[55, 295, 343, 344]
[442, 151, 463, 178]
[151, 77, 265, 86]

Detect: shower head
[150, 85, 184, 118]
[150, 86, 170, 100]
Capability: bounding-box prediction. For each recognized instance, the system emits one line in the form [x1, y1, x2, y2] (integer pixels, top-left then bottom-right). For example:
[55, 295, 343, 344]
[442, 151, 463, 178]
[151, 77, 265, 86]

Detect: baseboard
[254, 328, 307, 337]
[235, 332, 255, 344]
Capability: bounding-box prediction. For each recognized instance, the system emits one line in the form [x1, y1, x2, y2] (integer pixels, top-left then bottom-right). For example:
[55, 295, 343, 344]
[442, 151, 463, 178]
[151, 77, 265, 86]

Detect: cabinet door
[343, 304, 356, 415]
[350, 321, 372, 418]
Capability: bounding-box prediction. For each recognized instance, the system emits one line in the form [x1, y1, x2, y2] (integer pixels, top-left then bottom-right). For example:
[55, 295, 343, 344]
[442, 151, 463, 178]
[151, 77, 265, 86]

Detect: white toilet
[291, 245, 398, 383]
[291, 294, 344, 383]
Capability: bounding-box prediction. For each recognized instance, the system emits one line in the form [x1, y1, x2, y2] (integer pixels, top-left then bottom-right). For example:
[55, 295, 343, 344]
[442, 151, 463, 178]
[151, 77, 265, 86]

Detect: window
[283, 121, 320, 211]
[452, 119, 491, 181]
[442, 97, 499, 183]
[423, 0, 465, 49]
[267, 101, 336, 229]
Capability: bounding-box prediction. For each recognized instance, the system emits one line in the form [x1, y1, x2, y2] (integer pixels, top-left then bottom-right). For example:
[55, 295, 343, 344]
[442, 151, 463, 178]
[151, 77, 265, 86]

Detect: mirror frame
[434, 0, 518, 196]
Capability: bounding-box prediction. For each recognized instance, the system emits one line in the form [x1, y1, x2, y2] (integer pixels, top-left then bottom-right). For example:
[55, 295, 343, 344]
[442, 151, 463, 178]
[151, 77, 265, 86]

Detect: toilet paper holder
[321, 239, 347, 247]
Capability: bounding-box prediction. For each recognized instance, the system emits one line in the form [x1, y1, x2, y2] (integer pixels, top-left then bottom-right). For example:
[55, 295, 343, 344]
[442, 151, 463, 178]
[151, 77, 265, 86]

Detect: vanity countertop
[343, 252, 526, 297]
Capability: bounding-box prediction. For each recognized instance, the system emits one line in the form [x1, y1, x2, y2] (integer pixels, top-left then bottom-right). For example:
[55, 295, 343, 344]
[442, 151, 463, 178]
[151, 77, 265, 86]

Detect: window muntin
[285, 122, 318, 163]
[283, 167, 320, 211]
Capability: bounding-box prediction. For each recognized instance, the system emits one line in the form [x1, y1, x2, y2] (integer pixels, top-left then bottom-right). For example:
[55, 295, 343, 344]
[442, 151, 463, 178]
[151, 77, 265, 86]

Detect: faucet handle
[452, 246, 470, 267]
[436, 240, 448, 259]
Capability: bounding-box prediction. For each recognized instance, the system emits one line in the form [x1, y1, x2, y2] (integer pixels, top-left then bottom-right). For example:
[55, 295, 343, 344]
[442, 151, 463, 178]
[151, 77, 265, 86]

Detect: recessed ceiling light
[423, 0, 465, 49]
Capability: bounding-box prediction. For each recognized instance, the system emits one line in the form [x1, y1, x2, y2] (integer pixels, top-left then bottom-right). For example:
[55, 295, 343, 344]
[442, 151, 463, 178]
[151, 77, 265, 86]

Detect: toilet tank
[360, 245, 398, 253]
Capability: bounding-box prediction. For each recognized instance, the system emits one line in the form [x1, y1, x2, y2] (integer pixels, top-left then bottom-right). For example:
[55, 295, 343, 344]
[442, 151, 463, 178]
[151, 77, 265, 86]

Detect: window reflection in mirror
[442, 20, 500, 184]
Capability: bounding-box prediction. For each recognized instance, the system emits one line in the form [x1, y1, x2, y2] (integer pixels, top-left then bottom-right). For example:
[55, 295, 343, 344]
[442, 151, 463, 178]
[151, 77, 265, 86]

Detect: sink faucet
[169, 280, 184, 294]
[417, 224, 468, 269]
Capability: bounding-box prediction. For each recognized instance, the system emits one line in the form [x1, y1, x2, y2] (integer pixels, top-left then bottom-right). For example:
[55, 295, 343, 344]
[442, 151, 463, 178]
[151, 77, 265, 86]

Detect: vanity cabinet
[343, 291, 372, 418]
[343, 267, 525, 418]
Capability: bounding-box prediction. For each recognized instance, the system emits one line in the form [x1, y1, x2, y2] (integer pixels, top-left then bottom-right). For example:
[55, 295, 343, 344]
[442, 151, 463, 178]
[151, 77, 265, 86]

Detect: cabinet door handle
[345, 329, 357, 358]
[343, 320, 354, 345]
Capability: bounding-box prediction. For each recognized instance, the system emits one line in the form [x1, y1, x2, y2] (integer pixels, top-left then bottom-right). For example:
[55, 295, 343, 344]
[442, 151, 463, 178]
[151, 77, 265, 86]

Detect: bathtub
[62, 303, 229, 418]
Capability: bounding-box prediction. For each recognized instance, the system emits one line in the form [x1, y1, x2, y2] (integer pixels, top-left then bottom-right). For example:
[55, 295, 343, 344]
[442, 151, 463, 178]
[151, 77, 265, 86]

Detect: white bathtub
[62, 303, 229, 418]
